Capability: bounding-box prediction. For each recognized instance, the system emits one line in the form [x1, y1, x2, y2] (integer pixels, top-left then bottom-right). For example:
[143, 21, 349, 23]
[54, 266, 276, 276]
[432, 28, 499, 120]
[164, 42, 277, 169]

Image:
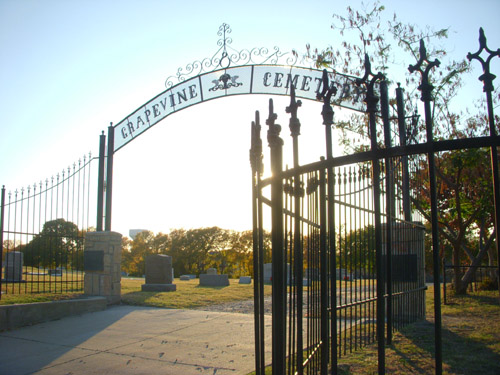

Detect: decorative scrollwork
[209, 73, 243, 92]
[164, 24, 301, 88]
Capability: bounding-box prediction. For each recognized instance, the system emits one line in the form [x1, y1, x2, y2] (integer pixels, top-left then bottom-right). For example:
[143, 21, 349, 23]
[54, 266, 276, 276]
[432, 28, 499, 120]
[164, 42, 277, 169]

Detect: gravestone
[3, 251, 23, 282]
[381, 222, 426, 323]
[180, 275, 191, 281]
[263, 263, 272, 283]
[305, 268, 319, 281]
[336, 268, 351, 280]
[239, 276, 251, 284]
[263, 263, 291, 284]
[142, 254, 176, 292]
[199, 268, 229, 287]
[48, 268, 63, 276]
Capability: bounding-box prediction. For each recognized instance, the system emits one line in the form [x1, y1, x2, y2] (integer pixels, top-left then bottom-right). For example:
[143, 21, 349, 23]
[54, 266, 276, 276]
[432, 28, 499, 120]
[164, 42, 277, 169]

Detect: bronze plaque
[84, 250, 104, 271]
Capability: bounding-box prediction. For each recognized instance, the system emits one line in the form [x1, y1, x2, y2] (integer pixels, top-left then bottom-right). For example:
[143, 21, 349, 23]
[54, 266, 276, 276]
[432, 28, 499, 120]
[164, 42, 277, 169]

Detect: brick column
[84, 231, 122, 304]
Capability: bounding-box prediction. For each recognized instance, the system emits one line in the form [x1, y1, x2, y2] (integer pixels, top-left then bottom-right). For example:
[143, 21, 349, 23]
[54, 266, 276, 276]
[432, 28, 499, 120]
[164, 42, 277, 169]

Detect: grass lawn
[335, 286, 500, 374]
[121, 277, 272, 309]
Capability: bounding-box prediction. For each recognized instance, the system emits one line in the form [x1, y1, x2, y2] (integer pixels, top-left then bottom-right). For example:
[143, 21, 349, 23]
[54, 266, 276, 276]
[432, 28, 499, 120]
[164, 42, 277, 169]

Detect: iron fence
[251, 31, 500, 375]
[0, 154, 98, 298]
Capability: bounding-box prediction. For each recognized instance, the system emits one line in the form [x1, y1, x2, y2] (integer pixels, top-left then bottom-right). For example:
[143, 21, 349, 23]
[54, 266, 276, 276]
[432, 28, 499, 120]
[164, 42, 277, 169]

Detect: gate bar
[356, 54, 385, 375]
[96, 131, 106, 231]
[267, 98, 286, 375]
[250, 110, 265, 374]
[409, 39, 443, 375]
[287, 85, 305, 374]
[318, 69, 337, 374]
[396, 84, 412, 222]
[0, 186, 5, 299]
[319, 162, 329, 375]
[105, 123, 114, 231]
[467, 28, 500, 301]
[380, 80, 394, 344]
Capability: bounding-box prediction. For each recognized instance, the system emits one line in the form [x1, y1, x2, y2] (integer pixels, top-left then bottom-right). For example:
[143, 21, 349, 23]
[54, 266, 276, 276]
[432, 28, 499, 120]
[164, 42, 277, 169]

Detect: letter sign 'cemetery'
[112, 65, 367, 152]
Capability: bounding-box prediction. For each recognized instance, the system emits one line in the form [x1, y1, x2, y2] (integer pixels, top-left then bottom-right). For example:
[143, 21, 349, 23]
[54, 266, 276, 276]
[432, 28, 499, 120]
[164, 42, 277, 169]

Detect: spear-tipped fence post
[408, 38, 442, 375]
[467, 28, 500, 302]
[318, 69, 337, 374]
[356, 53, 385, 375]
[267, 98, 286, 375]
[286, 85, 307, 374]
[250, 110, 265, 375]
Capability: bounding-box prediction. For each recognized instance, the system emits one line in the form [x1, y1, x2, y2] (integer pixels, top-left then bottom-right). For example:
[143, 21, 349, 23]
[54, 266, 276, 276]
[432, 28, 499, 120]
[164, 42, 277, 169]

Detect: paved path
[0, 305, 272, 375]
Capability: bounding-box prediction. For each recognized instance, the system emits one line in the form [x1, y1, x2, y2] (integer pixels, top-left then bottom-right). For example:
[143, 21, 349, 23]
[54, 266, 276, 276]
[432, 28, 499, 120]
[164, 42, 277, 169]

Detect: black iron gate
[251, 31, 500, 375]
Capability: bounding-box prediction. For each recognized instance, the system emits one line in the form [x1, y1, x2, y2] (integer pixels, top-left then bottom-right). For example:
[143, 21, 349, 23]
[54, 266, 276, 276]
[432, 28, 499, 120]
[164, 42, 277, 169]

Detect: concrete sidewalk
[0, 305, 272, 375]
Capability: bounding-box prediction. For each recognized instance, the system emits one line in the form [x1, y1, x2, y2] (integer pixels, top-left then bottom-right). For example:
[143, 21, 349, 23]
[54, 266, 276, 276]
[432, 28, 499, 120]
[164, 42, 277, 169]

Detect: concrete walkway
[0, 305, 272, 375]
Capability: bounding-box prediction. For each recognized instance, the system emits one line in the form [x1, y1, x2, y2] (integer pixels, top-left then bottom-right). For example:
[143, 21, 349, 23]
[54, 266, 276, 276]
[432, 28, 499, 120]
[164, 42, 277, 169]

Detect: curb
[0, 296, 107, 331]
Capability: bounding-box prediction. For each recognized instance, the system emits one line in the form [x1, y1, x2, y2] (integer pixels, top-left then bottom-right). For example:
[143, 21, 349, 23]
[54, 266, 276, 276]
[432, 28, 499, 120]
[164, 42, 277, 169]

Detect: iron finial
[356, 54, 384, 113]
[266, 98, 283, 147]
[250, 111, 264, 174]
[286, 85, 302, 137]
[317, 69, 336, 126]
[467, 28, 500, 93]
[408, 39, 440, 102]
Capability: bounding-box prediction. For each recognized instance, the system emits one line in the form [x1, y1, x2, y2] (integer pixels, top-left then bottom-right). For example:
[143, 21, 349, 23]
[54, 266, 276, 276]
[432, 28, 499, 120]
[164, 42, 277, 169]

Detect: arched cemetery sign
[112, 23, 368, 152]
[98, 23, 371, 231]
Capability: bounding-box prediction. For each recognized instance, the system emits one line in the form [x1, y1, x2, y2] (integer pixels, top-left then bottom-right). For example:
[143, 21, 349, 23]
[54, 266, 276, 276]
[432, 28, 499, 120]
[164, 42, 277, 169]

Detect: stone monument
[3, 251, 23, 282]
[199, 267, 229, 287]
[239, 276, 251, 284]
[142, 254, 176, 292]
[263, 263, 291, 284]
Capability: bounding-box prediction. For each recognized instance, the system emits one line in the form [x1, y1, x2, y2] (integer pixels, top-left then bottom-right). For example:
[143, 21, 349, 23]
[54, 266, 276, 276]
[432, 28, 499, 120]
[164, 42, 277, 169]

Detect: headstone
[180, 275, 191, 281]
[199, 274, 229, 287]
[142, 254, 176, 292]
[263, 263, 291, 284]
[48, 268, 63, 276]
[336, 268, 351, 280]
[305, 268, 320, 281]
[207, 268, 217, 275]
[3, 251, 23, 282]
[263, 263, 272, 283]
[239, 276, 251, 284]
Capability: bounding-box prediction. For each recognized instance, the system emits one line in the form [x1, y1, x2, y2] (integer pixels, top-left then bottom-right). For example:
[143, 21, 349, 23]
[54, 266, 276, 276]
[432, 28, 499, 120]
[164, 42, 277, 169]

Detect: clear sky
[1, 0, 499, 237]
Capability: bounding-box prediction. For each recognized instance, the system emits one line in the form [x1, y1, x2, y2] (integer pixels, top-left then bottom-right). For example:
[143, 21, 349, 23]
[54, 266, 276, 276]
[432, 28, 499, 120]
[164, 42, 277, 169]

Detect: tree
[22, 218, 82, 269]
[309, 1, 499, 294]
[120, 227, 272, 278]
[121, 230, 170, 276]
[412, 145, 497, 293]
[340, 225, 376, 276]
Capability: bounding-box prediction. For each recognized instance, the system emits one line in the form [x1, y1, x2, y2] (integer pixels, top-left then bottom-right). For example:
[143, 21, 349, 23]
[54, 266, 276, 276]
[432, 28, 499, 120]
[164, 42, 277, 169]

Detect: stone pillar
[84, 231, 122, 304]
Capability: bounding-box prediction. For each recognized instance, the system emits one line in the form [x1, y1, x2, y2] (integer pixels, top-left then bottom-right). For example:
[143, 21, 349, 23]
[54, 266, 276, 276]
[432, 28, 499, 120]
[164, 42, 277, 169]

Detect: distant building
[129, 229, 149, 240]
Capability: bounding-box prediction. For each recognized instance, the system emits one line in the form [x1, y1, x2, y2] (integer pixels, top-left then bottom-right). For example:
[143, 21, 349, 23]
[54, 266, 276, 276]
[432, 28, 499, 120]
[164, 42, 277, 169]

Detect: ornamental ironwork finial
[266, 99, 283, 147]
[286, 85, 302, 137]
[356, 54, 384, 113]
[250, 111, 263, 174]
[164, 24, 298, 88]
[467, 27, 500, 93]
[317, 69, 337, 125]
[408, 39, 441, 102]
[217, 23, 233, 68]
